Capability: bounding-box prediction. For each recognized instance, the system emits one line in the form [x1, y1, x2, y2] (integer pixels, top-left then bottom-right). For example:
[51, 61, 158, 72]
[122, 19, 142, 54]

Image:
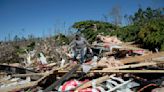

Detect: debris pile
[0, 36, 164, 92]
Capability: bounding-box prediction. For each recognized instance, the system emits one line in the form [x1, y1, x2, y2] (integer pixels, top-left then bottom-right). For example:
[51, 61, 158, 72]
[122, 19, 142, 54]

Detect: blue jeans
[73, 47, 87, 63]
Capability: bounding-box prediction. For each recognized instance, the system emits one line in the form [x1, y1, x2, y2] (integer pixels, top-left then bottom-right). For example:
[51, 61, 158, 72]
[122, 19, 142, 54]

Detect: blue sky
[0, 0, 163, 41]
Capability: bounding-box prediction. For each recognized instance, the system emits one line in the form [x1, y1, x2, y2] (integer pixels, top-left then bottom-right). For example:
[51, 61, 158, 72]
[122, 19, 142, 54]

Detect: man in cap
[69, 34, 92, 64]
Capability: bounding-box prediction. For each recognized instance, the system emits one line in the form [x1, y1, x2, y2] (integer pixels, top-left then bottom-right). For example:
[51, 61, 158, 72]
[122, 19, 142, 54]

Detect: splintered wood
[0, 64, 70, 92]
[75, 74, 116, 91]
[56, 52, 164, 74]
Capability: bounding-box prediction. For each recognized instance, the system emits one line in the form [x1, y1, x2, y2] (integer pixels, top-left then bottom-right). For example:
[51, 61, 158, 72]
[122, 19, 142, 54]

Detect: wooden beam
[57, 70, 164, 73]
[11, 73, 47, 77]
[93, 70, 164, 73]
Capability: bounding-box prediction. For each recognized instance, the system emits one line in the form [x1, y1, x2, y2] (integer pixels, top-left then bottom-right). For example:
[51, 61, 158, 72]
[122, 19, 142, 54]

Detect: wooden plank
[46, 62, 56, 67]
[121, 52, 164, 64]
[103, 62, 157, 71]
[57, 70, 164, 73]
[92, 70, 164, 73]
[11, 73, 47, 77]
[75, 74, 115, 91]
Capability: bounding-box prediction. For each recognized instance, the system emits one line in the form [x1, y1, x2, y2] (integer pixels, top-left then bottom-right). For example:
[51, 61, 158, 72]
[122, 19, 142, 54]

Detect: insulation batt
[97, 35, 122, 44]
[97, 56, 123, 67]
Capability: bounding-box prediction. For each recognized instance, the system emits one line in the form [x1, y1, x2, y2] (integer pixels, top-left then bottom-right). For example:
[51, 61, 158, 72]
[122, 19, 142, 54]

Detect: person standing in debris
[69, 34, 91, 64]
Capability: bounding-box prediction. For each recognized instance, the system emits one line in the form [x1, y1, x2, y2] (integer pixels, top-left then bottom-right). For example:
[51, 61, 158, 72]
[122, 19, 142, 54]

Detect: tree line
[72, 7, 164, 51]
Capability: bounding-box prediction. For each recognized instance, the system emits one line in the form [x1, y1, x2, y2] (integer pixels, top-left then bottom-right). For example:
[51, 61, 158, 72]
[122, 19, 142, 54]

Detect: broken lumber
[1, 64, 70, 92]
[11, 62, 157, 80]
[0, 81, 37, 92]
[43, 64, 81, 92]
[75, 74, 115, 91]
[35, 63, 70, 87]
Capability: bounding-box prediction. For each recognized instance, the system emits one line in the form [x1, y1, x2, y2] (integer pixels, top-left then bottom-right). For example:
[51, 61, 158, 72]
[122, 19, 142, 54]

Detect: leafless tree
[109, 5, 122, 26]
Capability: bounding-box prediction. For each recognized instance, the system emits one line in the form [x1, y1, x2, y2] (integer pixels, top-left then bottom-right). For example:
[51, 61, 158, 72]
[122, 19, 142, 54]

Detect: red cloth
[133, 50, 144, 55]
[59, 80, 100, 92]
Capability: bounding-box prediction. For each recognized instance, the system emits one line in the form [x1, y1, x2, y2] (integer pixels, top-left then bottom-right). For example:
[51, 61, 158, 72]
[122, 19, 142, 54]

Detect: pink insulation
[97, 56, 123, 68]
[97, 35, 122, 44]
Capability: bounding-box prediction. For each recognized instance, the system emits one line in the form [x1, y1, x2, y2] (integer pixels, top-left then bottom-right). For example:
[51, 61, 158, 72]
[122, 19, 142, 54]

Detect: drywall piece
[82, 64, 92, 73]
[39, 53, 48, 64]
[60, 59, 65, 67]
